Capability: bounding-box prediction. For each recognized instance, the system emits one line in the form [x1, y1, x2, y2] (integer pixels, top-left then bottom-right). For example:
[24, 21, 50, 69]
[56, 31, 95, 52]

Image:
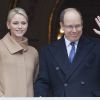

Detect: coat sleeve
[33, 49, 39, 84]
[34, 48, 50, 97]
[0, 41, 5, 96]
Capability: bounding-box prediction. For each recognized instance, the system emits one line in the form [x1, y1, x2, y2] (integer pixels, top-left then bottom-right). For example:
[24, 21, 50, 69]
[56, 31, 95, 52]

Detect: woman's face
[7, 14, 28, 39]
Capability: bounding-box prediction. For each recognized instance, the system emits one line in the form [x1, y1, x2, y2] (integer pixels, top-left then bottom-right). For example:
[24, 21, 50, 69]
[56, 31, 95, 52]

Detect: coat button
[80, 81, 85, 85]
[56, 67, 59, 70]
[64, 83, 68, 87]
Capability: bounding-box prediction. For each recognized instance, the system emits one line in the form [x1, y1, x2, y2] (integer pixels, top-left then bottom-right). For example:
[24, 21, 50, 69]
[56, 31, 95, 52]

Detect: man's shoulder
[83, 36, 100, 47]
[40, 38, 63, 53]
[87, 36, 100, 42]
[44, 38, 63, 48]
[81, 35, 100, 42]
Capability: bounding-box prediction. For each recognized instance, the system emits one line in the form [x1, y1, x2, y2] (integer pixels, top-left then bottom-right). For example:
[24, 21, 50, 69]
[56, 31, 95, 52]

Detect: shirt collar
[64, 35, 78, 47]
[2, 33, 28, 54]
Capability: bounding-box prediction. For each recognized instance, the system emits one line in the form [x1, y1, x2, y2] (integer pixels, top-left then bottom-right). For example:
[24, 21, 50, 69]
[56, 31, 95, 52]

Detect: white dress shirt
[64, 36, 78, 57]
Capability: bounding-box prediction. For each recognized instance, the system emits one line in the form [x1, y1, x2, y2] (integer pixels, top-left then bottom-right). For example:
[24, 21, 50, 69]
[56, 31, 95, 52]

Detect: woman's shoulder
[28, 45, 38, 51]
[0, 39, 5, 47]
[28, 45, 38, 55]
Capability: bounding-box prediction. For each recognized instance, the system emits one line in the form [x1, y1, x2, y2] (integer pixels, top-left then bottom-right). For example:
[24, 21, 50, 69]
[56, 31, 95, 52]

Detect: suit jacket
[34, 35, 100, 97]
[0, 33, 39, 96]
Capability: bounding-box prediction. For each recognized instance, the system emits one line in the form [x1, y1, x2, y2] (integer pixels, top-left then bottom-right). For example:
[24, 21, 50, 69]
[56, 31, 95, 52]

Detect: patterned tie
[69, 42, 75, 63]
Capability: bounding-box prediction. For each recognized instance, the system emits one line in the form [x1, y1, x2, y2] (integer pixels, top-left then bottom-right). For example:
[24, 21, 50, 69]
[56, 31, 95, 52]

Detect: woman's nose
[18, 24, 22, 28]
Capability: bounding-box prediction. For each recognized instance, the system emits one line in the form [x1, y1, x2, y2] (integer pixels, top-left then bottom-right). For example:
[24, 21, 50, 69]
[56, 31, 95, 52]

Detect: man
[34, 8, 100, 96]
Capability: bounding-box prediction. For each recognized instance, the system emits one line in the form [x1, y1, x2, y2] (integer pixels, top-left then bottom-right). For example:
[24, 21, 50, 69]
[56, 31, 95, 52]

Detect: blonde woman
[0, 7, 39, 96]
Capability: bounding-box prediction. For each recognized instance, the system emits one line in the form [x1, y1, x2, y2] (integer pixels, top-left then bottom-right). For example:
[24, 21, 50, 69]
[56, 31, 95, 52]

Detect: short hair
[60, 8, 83, 23]
[7, 7, 28, 22]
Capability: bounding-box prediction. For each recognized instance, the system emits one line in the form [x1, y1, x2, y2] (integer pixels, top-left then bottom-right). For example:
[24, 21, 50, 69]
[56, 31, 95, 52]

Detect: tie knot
[70, 42, 75, 46]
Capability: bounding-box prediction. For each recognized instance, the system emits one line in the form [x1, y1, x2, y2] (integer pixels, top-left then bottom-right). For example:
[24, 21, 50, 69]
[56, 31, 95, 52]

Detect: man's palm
[93, 16, 100, 35]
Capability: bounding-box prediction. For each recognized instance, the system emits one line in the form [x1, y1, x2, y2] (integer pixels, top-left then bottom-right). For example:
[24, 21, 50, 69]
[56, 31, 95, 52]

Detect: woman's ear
[7, 21, 10, 29]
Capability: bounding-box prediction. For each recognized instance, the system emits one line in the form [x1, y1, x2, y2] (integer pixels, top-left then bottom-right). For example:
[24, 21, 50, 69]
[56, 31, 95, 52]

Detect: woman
[0, 7, 39, 96]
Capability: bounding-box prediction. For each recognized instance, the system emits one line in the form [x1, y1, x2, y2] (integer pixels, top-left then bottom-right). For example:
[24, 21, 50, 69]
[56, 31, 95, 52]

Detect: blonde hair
[7, 7, 28, 22]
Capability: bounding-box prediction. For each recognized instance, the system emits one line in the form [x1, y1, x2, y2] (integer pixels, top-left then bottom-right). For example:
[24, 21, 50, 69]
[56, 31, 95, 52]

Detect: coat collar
[2, 33, 28, 54]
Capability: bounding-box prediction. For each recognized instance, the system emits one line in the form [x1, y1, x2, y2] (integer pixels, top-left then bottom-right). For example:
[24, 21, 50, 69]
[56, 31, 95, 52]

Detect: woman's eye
[12, 21, 27, 25]
[21, 22, 27, 25]
[13, 22, 18, 25]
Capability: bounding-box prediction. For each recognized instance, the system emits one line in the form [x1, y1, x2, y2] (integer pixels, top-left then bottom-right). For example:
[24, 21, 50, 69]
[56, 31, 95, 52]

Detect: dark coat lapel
[48, 36, 71, 77]
[65, 36, 95, 81]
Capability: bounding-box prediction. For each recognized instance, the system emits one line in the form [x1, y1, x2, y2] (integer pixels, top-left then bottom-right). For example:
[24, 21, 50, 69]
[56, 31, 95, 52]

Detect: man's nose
[72, 27, 77, 32]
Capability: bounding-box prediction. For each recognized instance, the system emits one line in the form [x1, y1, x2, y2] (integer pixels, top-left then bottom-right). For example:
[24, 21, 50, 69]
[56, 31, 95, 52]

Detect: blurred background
[0, 0, 100, 50]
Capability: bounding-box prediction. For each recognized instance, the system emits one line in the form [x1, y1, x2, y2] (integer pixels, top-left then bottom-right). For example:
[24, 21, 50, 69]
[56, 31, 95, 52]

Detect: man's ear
[60, 22, 62, 27]
[60, 22, 64, 33]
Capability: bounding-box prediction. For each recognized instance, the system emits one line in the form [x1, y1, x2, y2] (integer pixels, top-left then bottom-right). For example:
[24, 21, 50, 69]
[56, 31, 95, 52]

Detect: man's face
[60, 11, 83, 42]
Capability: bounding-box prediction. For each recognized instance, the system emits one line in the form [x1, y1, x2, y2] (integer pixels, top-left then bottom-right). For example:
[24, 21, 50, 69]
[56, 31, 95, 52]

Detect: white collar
[64, 36, 78, 47]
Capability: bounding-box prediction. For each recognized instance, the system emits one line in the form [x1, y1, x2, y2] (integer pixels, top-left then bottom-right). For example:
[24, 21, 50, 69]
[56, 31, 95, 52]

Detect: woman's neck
[11, 35, 23, 43]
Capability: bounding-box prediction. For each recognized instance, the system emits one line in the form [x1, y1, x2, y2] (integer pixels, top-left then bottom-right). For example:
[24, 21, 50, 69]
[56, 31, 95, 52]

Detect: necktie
[69, 42, 75, 63]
